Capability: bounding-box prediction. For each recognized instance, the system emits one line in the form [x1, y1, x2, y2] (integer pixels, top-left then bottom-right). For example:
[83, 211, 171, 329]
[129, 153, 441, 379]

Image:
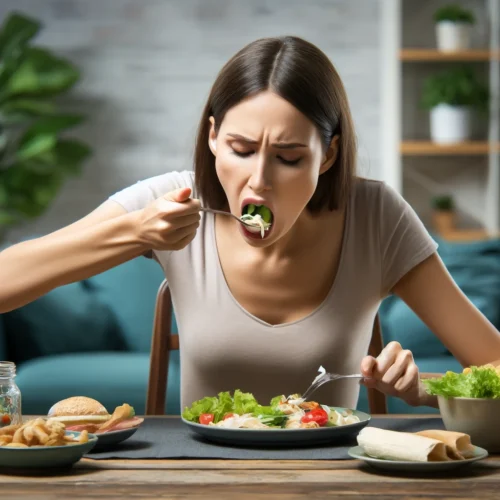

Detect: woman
[0, 36, 499, 411]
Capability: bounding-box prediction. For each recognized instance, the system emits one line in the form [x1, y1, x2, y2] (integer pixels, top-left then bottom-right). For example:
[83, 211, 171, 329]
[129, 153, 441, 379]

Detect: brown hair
[194, 36, 357, 213]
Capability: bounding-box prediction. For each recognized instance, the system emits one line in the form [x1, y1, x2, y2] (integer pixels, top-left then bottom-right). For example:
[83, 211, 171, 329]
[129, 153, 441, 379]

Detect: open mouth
[239, 204, 273, 239]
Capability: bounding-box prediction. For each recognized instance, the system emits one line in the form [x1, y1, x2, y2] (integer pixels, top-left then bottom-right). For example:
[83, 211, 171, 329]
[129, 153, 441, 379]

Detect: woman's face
[209, 90, 338, 246]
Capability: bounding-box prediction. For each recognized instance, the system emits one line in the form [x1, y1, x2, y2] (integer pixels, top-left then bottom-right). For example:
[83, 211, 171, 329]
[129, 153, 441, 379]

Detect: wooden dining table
[1, 415, 499, 500]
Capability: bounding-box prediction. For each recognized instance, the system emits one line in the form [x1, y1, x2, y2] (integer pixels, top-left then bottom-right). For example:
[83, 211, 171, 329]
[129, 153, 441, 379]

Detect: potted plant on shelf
[434, 4, 475, 52]
[431, 195, 456, 235]
[421, 66, 488, 144]
[0, 12, 92, 242]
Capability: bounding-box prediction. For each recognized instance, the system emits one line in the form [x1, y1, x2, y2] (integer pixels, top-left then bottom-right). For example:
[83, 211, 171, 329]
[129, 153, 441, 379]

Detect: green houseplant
[434, 4, 476, 52]
[431, 195, 456, 234]
[0, 12, 91, 239]
[421, 66, 488, 144]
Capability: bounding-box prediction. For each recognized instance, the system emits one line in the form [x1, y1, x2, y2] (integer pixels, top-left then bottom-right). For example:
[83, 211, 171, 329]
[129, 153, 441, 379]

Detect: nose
[248, 157, 271, 194]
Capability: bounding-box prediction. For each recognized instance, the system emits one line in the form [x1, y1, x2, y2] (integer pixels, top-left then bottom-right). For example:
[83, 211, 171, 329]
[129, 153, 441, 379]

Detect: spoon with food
[201, 203, 272, 238]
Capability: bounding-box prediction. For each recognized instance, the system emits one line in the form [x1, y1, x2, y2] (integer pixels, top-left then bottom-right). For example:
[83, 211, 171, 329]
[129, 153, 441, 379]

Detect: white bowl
[438, 395, 500, 452]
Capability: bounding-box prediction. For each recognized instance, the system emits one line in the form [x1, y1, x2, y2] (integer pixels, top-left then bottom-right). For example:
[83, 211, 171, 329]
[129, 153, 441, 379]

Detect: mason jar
[0, 362, 22, 427]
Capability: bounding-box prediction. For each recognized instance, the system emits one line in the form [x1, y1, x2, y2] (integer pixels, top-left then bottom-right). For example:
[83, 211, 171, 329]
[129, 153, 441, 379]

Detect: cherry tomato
[1, 414, 10, 425]
[223, 413, 235, 420]
[199, 413, 214, 425]
[301, 408, 328, 426]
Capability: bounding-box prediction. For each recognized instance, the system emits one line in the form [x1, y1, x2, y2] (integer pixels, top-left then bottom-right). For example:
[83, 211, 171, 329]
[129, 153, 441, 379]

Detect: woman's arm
[0, 201, 146, 313]
[0, 187, 201, 314]
[361, 251, 500, 408]
[392, 252, 500, 368]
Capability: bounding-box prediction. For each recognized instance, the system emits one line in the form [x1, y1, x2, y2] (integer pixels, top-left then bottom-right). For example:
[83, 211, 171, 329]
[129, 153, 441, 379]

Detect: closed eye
[280, 157, 301, 166]
[232, 150, 253, 158]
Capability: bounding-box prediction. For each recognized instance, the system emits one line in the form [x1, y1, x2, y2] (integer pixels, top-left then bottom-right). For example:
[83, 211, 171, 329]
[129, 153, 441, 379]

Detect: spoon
[200, 207, 259, 229]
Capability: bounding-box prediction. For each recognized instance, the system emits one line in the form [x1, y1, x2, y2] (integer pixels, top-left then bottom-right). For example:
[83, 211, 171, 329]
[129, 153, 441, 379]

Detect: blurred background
[0, 0, 383, 242]
[0, 1, 498, 416]
[0, 0, 498, 242]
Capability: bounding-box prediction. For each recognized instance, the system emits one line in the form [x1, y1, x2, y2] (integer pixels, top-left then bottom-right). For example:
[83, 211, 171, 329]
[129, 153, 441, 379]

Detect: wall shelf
[400, 48, 498, 61]
[381, 0, 500, 240]
[400, 141, 499, 156]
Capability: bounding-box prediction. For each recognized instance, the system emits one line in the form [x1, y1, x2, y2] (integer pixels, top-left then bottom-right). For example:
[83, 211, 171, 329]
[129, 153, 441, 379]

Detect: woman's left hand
[360, 341, 423, 406]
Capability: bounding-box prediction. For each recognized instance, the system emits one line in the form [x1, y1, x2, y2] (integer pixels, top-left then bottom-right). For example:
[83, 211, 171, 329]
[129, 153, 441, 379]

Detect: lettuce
[252, 404, 288, 426]
[182, 390, 285, 424]
[233, 389, 260, 414]
[270, 395, 285, 407]
[423, 366, 500, 399]
[182, 395, 220, 422]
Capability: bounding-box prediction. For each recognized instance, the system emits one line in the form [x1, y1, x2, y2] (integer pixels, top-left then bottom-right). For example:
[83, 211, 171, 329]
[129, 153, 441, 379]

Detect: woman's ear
[208, 116, 217, 156]
[319, 135, 340, 174]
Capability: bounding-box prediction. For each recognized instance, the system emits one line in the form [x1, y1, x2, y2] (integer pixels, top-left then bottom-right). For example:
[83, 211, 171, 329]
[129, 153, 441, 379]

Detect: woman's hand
[360, 341, 425, 407]
[135, 187, 201, 251]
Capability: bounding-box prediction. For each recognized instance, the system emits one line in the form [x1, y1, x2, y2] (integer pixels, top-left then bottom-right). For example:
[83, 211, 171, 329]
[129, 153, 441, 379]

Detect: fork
[200, 207, 256, 228]
[288, 372, 368, 403]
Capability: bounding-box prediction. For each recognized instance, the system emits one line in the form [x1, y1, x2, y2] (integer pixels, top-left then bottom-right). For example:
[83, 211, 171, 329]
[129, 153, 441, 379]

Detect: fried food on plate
[0, 417, 88, 448]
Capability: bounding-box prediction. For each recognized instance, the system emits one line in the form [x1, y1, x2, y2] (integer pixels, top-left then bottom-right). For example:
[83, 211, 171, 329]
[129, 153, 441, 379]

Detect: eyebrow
[227, 133, 308, 149]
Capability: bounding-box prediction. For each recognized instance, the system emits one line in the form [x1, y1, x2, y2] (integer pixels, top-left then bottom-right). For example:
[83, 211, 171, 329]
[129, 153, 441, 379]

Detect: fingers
[374, 341, 402, 376]
[169, 221, 200, 242]
[361, 340, 420, 402]
[171, 213, 201, 227]
[168, 228, 198, 251]
[160, 198, 201, 218]
[164, 187, 192, 203]
[360, 355, 377, 377]
[380, 348, 413, 386]
[394, 363, 419, 393]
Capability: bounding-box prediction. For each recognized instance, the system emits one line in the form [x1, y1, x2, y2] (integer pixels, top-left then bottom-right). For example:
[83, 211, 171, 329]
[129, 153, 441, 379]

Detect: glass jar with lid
[0, 362, 22, 427]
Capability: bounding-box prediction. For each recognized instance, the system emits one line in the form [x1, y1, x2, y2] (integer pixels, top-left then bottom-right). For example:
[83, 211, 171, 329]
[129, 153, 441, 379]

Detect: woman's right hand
[135, 187, 201, 251]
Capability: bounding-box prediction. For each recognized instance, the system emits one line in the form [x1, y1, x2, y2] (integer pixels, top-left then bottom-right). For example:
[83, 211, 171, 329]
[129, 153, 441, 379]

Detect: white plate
[183, 407, 371, 447]
[348, 445, 489, 472]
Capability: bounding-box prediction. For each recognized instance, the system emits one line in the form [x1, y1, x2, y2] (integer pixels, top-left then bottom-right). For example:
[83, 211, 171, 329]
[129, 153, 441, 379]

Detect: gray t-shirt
[109, 171, 438, 410]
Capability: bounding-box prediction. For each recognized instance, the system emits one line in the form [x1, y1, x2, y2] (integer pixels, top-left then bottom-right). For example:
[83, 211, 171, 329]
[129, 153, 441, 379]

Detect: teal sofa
[1, 237, 499, 416]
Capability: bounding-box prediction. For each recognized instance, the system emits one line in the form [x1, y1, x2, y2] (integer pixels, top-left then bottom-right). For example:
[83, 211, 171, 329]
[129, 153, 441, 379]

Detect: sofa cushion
[86, 257, 167, 352]
[16, 351, 181, 415]
[3, 282, 125, 364]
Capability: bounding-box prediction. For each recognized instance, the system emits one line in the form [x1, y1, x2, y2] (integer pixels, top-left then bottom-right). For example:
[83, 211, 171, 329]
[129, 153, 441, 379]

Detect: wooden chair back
[146, 280, 388, 415]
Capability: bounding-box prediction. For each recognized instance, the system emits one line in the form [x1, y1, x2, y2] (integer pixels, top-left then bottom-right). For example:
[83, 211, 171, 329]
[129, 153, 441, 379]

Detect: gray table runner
[86, 417, 444, 460]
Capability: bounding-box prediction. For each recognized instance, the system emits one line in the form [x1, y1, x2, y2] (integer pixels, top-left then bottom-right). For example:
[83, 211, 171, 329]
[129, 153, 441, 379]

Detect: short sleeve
[379, 182, 438, 295]
[108, 170, 196, 212]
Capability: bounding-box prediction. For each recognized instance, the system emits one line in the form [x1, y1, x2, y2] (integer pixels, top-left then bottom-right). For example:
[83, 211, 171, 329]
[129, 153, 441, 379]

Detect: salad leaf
[182, 390, 286, 424]
[270, 395, 285, 407]
[182, 395, 219, 422]
[252, 404, 288, 427]
[423, 366, 500, 399]
[212, 391, 234, 422]
[233, 389, 260, 414]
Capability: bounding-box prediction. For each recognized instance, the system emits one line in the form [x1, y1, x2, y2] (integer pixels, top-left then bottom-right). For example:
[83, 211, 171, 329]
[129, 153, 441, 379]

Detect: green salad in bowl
[423, 365, 500, 399]
[423, 365, 500, 452]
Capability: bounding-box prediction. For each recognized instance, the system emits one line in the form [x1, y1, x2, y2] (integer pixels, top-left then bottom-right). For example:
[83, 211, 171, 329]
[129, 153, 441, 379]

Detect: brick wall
[0, 0, 382, 240]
